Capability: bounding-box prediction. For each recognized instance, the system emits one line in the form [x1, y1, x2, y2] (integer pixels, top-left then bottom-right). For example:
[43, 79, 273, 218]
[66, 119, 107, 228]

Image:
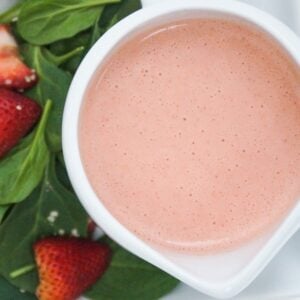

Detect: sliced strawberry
[0, 88, 41, 158]
[0, 24, 37, 90]
[34, 236, 111, 300]
[87, 218, 97, 238]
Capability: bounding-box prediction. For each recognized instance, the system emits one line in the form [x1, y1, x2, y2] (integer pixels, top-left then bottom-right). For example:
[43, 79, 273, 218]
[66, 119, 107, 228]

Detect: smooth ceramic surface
[142, 0, 300, 37]
[242, 0, 300, 36]
[0, 0, 298, 299]
[62, 0, 300, 298]
[164, 230, 300, 299]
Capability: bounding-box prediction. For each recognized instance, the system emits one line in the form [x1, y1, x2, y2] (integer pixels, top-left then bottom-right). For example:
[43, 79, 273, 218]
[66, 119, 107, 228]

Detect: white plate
[1, 1, 299, 299]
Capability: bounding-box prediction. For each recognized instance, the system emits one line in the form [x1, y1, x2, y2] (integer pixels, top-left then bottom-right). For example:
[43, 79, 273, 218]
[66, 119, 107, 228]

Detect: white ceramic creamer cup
[63, 0, 300, 298]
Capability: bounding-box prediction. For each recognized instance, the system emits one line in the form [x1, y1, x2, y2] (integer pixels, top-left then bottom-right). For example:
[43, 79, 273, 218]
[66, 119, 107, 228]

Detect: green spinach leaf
[0, 276, 36, 300]
[85, 238, 179, 300]
[87, 0, 142, 50]
[89, 0, 142, 47]
[43, 46, 84, 66]
[107, 0, 141, 29]
[89, 12, 105, 47]
[48, 31, 91, 73]
[55, 154, 72, 191]
[0, 155, 88, 293]
[22, 45, 72, 151]
[18, 0, 120, 45]
[52, 0, 142, 73]
[0, 205, 10, 223]
[98, 3, 121, 28]
[48, 31, 91, 56]
[0, 100, 51, 205]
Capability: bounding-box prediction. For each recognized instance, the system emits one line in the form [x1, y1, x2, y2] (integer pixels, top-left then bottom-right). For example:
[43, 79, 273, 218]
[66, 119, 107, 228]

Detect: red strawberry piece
[87, 218, 97, 238]
[0, 24, 38, 90]
[34, 236, 111, 300]
[0, 88, 41, 158]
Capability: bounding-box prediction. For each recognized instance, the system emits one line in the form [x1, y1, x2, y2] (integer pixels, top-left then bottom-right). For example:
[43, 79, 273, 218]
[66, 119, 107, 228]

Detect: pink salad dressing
[80, 19, 300, 253]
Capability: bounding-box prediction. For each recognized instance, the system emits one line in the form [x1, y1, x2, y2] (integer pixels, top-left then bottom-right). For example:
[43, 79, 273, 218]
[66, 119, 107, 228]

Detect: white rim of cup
[62, 0, 300, 298]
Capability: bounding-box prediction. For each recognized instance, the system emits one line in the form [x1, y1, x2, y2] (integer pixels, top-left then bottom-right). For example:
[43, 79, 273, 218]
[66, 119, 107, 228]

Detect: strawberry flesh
[34, 236, 111, 300]
[0, 24, 38, 90]
[0, 88, 41, 158]
[87, 218, 97, 238]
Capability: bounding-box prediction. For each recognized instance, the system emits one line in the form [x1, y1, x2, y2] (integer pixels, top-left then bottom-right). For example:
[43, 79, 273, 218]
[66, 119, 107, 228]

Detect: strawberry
[0, 88, 41, 158]
[0, 24, 37, 90]
[87, 218, 97, 238]
[34, 236, 111, 300]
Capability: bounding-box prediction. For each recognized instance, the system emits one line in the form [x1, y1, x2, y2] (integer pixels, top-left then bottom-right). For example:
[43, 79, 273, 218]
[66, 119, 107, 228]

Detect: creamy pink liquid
[80, 19, 300, 253]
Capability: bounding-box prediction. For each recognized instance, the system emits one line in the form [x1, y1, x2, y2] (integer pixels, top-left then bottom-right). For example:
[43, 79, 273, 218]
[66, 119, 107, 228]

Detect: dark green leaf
[43, 46, 84, 66]
[85, 237, 179, 300]
[0, 205, 10, 223]
[0, 276, 36, 300]
[0, 100, 51, 205]
[48, 31, 91, 56]
[62, 52, 86, 74]
[0, 155, 88, 293]
[98, 3, 122, 28]
[48, 31, 91, 73]
[89, 12, 105, 47]
[18, 0, 120, 45]
[22, 45, 72, 151]
[107, 0, 141, 29]
[55, 154, 72, 191]
[57, 151, 65, 167]
[52, 0, 142, 73]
